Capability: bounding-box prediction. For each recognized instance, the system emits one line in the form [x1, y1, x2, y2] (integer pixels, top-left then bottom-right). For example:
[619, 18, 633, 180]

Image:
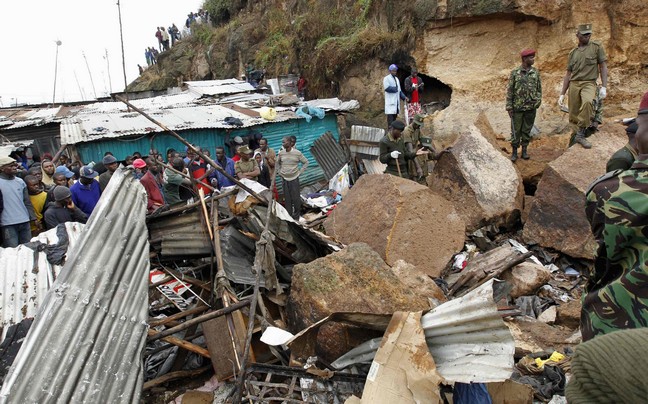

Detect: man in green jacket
[506, 48, 542, 161]
[379, 120, 428, 177]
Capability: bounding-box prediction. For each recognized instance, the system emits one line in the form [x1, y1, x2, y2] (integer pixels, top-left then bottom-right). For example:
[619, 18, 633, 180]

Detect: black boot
[574, 129, 592, 149]
[521, 145, 530, 160]
[510, 146, 518, 162]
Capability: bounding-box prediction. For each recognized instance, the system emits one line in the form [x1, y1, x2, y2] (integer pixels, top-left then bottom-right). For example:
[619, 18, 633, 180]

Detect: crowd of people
[141, 9, 211, 73]
[0, 133, 309, 248]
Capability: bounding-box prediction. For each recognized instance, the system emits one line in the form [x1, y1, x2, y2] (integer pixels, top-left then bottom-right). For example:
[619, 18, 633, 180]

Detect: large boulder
[325, 174, 465, 277]
[286, 243, 446, 361]
[522, 129, 627, 259]
[428, 125, 524, 231]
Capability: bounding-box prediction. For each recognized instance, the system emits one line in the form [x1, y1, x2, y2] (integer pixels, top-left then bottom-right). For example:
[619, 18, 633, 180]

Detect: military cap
[520, 49, 536, 57]
[578, 24, 593, 35]
[391, 120, 405, 130]
[420, 137, 433, 148]
[413, 114, 425, 127]
[639, 91, 648, 115]
[238, 145, 252, 155]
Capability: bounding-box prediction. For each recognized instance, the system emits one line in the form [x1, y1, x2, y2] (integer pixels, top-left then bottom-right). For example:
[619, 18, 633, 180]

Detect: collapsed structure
[0, 76, 632, 403]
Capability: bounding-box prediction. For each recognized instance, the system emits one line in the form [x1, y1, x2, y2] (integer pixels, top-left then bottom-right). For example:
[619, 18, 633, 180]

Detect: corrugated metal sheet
[362, 159, 387, 175]
[304, 98, 360, 111]
[1, 107, 61, 130]
[148, 208, 212, 256]
[0, 169, 150, 403]
[310, 131, 348, 180]
[422, 279, 515, 383]
[60, 104, 296, 145]
[186, 79, 256, 96]
[330, 280, 515, 384]
[350, 125, 383, 159]
[0, 222, 85, 340]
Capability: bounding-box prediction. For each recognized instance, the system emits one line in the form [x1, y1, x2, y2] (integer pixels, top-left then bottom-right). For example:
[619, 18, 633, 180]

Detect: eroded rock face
[428, 125, 524, 231]
[286, 243, 442, 361]
[522, 130, 627, 259]
[325, 174, 465, 277]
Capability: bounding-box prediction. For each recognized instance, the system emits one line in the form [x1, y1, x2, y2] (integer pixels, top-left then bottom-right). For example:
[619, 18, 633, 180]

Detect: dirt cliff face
[370, 0, 648, 142]
[133, 0, 647, 141]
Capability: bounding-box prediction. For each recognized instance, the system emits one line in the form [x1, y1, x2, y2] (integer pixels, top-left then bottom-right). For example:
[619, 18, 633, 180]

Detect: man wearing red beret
[506, 48, 542, 161]
[559, 23, 608, 149]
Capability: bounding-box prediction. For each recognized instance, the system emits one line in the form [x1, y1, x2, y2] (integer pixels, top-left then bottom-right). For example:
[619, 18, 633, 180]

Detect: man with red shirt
[404, 68, 425, 123]
[137, 158, 165, 214]
[186, 147, 211, 194]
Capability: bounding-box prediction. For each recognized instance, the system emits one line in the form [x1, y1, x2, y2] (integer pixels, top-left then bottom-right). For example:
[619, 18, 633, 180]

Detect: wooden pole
[147, 329, 210, 358]
[148, 298, 251, 342]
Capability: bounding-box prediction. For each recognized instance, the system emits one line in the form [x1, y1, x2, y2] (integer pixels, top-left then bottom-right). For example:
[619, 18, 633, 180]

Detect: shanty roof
[0, 106, 63, 130]
[185, 79, 256, 96]
[56, 79, 358, 145]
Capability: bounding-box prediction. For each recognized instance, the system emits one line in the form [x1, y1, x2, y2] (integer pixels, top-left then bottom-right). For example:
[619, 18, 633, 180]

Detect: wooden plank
[202, 309, 255, 380]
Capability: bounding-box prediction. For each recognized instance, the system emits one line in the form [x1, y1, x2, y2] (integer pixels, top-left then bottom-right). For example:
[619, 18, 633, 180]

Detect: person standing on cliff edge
[506, 48, 542, 162]
[559, 23, 608, 149]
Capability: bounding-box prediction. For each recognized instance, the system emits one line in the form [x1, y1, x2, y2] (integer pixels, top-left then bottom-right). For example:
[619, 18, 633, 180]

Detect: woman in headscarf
[254, 151, 271, 188]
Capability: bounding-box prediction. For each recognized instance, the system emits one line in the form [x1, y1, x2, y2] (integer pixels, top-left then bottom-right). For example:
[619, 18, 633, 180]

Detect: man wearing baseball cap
[69, 165, 102, 217]
[506, 48, 542, 161]
[559, 23, 608, 149]
[0, 156, 39, 247]
[383, 64, 409, 128]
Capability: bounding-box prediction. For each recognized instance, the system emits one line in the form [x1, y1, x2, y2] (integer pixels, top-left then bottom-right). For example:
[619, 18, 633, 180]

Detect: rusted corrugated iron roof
[0, 169, 150, 403]
[0, 222, 85, 340]
[148, 208, 212, 256]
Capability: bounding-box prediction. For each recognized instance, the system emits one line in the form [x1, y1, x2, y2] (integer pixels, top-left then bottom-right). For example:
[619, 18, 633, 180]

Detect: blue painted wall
[75, 115, 339, 190]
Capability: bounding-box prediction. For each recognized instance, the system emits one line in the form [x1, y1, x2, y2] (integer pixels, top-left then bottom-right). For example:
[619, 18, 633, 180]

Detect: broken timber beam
[147, 329, 210, 358]
[143, 365, 212, 390]
[147, 298, 251, 342]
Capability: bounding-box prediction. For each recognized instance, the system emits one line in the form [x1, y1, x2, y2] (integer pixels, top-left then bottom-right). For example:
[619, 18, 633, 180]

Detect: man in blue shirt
[0, 156, 38, 247]
[70, 166, 102, 217]
[210, 146, 236, 190]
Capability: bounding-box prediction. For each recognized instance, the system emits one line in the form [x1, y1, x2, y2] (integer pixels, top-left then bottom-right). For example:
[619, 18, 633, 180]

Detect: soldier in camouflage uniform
[506, 48, 542, 161]
[582, 91, 648, 341]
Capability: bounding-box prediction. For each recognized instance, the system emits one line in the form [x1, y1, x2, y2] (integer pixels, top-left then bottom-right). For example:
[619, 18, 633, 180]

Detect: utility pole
[82, 51, 98, 99]
[52, 40, 62, 105]
[73, 71, 86, 101]
[104, 49, 113, 93]
[116, 0, 129, 109]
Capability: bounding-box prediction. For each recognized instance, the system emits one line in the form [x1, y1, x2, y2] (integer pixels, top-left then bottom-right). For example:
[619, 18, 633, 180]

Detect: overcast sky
[0, 0, 203, 107]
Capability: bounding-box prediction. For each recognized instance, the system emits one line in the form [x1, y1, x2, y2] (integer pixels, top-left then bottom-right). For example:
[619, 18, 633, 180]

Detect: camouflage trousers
[511, 110, 536, 146]
[581, 265, 648, 341]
